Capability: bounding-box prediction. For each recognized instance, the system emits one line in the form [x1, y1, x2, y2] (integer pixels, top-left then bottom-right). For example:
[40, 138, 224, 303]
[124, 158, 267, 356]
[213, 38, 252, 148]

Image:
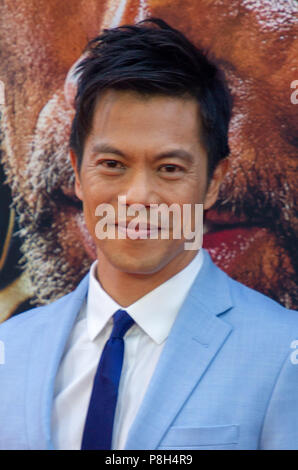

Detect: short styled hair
[70, 18, 232, 180]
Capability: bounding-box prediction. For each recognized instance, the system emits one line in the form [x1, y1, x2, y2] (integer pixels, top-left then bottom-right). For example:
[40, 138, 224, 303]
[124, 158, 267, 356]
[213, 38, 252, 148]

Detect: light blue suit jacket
[1, 249, 298, 450]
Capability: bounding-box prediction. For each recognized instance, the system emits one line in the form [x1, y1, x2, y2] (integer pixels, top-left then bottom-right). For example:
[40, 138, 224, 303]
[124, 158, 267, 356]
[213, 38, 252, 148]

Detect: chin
[98, 243, 181, 277]
[105, 255, 164, 276]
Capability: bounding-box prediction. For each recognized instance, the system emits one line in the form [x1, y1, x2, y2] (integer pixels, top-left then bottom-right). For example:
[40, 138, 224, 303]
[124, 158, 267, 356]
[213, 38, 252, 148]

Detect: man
[0, 1, 297, 317]
[0, 19, 298, 450]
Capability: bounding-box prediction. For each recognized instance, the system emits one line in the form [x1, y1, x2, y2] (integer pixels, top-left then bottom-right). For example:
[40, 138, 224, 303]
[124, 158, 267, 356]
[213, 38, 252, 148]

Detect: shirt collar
[86, 249, 204, 345]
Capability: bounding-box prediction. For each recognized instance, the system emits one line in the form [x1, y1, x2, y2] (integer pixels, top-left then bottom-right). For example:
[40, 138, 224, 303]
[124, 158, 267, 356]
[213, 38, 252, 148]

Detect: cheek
[80, 166, 122, 201]
[79, 180, 117, 236]
[171, 178, 206, 205]
[79, 174, 110, 205]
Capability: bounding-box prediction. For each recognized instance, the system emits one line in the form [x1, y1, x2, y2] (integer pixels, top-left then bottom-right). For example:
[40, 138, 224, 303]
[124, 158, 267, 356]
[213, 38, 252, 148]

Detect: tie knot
[111, 309, 134, 339]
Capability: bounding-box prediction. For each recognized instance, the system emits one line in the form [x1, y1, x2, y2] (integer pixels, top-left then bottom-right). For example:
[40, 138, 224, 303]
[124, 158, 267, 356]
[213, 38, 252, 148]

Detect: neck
[95, 249, 199, 307]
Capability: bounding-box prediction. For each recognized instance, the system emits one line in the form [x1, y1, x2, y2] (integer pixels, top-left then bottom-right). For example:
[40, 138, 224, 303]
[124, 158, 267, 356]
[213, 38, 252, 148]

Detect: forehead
[87, 89, 203, 149]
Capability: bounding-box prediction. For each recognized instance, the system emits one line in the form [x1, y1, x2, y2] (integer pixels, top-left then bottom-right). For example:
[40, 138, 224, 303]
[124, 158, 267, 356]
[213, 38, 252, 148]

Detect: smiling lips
[116, 221, 161, 238]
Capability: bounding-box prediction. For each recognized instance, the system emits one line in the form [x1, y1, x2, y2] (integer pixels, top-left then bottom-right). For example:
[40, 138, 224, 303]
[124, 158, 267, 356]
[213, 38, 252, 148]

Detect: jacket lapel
[25, 274, 89, 450]
[125, 250, 234, 450]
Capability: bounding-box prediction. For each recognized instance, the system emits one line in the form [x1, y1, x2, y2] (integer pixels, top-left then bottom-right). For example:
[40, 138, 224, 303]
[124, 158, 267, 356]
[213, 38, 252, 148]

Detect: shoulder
[228, 273, 296, 317]
[201, 249, 297, 328]
[200, 248, 298, 347]
[0, 273, 89, 342]
[225, 273, 298, 345]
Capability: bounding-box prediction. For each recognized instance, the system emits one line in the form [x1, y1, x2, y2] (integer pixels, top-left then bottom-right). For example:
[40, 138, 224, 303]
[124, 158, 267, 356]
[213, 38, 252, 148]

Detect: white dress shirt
[51, 249, 204, 450]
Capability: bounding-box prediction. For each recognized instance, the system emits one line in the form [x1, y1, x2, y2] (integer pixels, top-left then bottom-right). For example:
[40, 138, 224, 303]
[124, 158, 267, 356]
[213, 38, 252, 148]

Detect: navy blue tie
[81, 309, 134, 450]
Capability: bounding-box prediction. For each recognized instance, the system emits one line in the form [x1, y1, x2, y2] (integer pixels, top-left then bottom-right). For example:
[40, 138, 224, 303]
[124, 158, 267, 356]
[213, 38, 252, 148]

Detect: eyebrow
[154, 150, 194, 164]
[91, 143, 125, 157]
[91, 143, 195, 164]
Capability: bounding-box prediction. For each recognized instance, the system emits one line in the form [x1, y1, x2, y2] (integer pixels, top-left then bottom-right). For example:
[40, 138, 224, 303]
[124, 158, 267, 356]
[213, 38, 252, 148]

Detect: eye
[99, 159, 124, 169]
[95, 159, 126, 176]
[159, 164, 184, 173]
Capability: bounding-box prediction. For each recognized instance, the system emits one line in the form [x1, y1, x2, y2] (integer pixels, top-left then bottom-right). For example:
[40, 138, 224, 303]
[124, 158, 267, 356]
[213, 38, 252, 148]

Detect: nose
[122, 169, 157, 208]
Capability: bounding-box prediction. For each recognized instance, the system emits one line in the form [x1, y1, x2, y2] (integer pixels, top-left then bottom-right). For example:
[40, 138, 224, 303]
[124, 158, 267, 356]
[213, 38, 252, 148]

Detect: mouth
[115, 222, 161, 239]
[59, 190, 269, 266]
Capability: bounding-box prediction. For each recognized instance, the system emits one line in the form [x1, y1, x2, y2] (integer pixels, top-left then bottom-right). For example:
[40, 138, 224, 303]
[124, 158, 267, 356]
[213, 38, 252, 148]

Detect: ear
[69, 149, 83, 201]
[203, 158, 229, 211]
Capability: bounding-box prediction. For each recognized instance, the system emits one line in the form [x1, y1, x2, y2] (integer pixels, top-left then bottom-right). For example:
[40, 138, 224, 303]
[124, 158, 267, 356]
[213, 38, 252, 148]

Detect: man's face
[1, 0, 297, 309]
[71, 90, 226, 277]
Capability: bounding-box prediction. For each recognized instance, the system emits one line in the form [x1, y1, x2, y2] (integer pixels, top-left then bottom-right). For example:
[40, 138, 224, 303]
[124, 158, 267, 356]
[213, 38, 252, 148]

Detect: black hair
[70, 17, 232, 180]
